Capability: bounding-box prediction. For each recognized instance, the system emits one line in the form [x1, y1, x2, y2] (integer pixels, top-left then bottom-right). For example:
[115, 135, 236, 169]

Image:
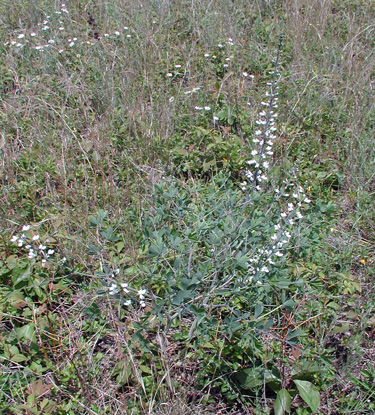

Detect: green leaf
[235, 252, 248, 269]
[11, 353, 28, 363]
[294, 379, 320, 412]
[203, 159, 216, 172]
[235, 367, 263, 390]
[12, 265, 31, 287]
[16, 324, 35, 341]
[274, 389, 291, 415]
[172, 289, 193, 305]
[253, 303, 263, 320]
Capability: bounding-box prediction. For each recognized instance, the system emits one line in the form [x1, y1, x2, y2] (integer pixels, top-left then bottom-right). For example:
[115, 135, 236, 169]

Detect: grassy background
[1, 0, 375, 414]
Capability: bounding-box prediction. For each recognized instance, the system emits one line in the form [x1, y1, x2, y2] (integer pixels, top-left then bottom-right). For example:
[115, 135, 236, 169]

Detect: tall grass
[1, 0, 375, 413]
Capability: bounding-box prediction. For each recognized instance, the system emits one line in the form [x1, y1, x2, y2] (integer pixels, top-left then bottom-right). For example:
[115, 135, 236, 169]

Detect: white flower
[275, 251, 283, 257]
[109, 283, 118, 294]
[124, 299, 131, 306]
[204, 53, 210, 57]
[140, 300, 146, 308]
[304, 197, 311, 203]
[17, 34, 25, 39]
[28, 250, 37, 259]
[251, 149, 258, 156]
[261, 266, 269, 273]
[288, 203, 294, 212]
[32, 234, 40, 241]
[47, 249, 54, 255]
[115, 31, 120, 36]
[22, 225, 30, 231]
[18, 239, 24, 247]
[204, 106, 211, 111]
[217, 43, 223, 48]
[10, 235, 19, 242]
[195, 106, 203, 110]
[39, 244, 46, 250]
[138, 289, 146, 299]
[169, 96, 175, 103]
[166, 72, 173, 77]
[242, 72, 248, 77]
[175, 64, 181, 68]
[30, 32, 36, 37]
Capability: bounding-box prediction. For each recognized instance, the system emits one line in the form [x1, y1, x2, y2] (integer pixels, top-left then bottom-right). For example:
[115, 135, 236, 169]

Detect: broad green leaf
[294, 379, 320, 412]
[172, 289, 193, 305]
[16, 324, 35, 341]
[12, 265, 31, 287]
[235, 252, 248, 269]
[11, 353, 28, 363]
[274, 389, 291, 415]
[235, 367, 263, 390]
[253, 304, 264, 320]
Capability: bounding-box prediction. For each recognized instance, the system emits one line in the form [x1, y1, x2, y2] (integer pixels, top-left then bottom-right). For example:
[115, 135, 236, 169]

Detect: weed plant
[1, 0, 375, 414]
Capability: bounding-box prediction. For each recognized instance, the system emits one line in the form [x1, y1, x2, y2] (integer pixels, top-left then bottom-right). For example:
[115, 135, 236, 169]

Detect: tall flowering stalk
[242, 36, 283, 194]
[238, 36, 312, 281]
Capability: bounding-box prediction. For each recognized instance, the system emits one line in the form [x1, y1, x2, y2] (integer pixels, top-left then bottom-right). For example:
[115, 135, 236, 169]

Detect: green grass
[1, 0, 375, 414]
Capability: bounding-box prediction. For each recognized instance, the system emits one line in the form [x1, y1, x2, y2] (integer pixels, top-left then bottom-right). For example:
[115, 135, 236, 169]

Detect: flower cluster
[246, 184, 311, 282]
[4, 4, 133, 54]
[241, 76, 279, 192]
[10, 225, 62, 266]
[240, 51, 312, 281]
[168, 38, 256, 120]
[107, 270, 147, 308]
